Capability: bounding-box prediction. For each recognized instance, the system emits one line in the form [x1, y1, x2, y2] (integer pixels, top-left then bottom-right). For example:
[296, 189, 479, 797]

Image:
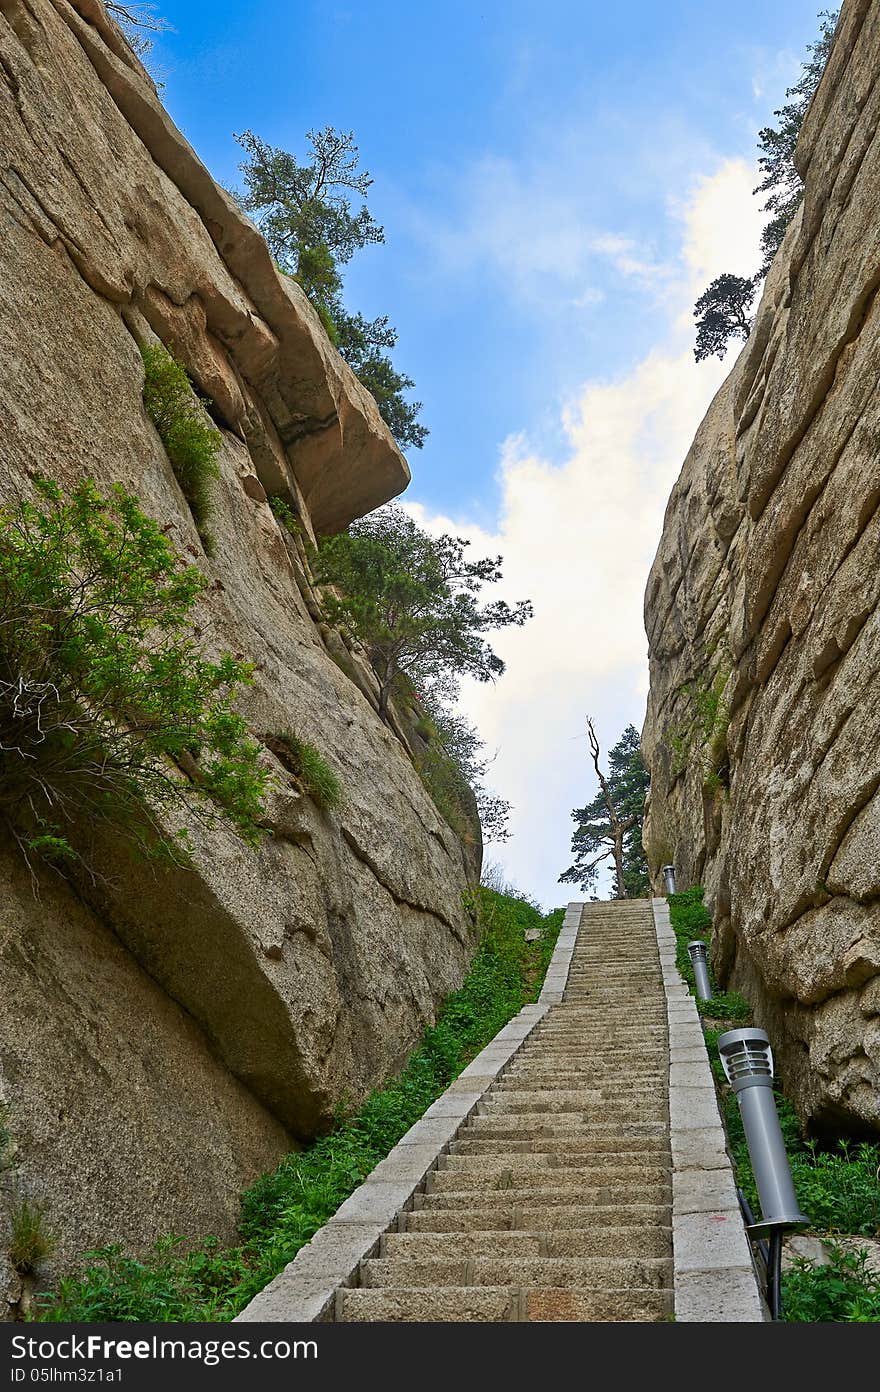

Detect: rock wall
[642, 0, 880, 1137]
[0, 0, 479, 1295]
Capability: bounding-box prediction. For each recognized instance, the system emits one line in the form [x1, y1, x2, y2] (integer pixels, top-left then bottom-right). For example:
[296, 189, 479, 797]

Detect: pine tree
[559, 722, 650, 899]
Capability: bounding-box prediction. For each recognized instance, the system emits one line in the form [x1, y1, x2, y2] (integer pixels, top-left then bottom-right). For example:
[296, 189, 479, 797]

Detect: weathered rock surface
[642, 0, 880, 1137]
[0, 0, 478, 1287]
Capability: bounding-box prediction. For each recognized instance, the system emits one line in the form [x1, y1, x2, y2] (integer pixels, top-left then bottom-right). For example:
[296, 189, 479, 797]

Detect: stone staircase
[336, 899, 674, 1321]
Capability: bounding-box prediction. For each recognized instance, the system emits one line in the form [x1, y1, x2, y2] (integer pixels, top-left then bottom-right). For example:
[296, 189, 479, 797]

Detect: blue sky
[147, 0, 826, 904]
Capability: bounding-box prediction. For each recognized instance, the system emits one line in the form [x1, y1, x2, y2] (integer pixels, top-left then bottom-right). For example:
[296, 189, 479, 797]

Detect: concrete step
[508, 1053, 664, 1063]
[441, 1153, 671, 1177]
[450, 1136, 670, 1157]
[359, 1255, 673, 1290]
[417, 1182, 671, 1210]
[336, 1285, 674, 1322]
[493, 1079, 664, 1096]
[466, 1116, 668, 1138]
[520, 1026, 664, 1035]
[404, 1202, 672, 1232]
[520, 1030, 665, 1039]
[428, 1163, 671, 1192]
[382, 1227, 673, 1260]
[481, 1093, 667, 1116]
[506, 1053, 665, 1066]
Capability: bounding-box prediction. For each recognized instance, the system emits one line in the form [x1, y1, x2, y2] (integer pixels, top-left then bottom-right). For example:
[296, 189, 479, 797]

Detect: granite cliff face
[643, 0, 880, 1137]
[0, 0, 479, 1300]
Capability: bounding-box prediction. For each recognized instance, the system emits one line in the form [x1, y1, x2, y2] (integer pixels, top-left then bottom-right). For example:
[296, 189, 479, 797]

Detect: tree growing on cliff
[234, 128, 427, 452]
[417, 680, 513, 843]
[559, 721, 650, 899]
[693, 273, 759, 362]
[753, 9, 839, 274]
[315, 505, 533, 722]
[692, 9, 839, 361]
[0, 478, 266, 875]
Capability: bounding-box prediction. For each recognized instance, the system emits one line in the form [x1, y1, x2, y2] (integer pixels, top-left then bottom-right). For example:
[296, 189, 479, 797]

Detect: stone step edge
[650, 896, 765, 1323]
[234, 903, 586, 1322]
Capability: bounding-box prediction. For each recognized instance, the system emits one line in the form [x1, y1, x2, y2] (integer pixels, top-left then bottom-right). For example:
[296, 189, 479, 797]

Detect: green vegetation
[560, 723, 650, 899]
[316, 505, 532, 722]
[9, 1200, 55, 1277]
[313, 505, 530, 844]
[413, 718, 481, 844]
[235, 128, 426, 452]
[783, 1244, 880, 1322]
[664, 649, 732, 794]
[267, 731, 342, 811]
[268, 496, 300, 536]
[140, 343, 222, 550]
[669, 887, 880, 1322]
[693, 10, 839, 360]
[39, 888, 563, 1322]
[753, 9, 839, 276]
[693, 274, 758, 362]
[0, 478, 266, 873]
[414, 693, 511, 844]
[667, 887, 750, 1019]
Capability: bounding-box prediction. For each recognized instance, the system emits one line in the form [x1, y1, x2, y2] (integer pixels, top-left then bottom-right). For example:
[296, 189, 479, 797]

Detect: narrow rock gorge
[643, 0, 880, 1138]
[0, 0, 480, 1303]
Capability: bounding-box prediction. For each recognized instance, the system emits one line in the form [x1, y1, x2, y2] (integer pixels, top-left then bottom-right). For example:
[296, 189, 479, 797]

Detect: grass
[669, 888, 880, 1323]
[9, 1200, 55, 1276]
[666, 886, 750, 1021]
[38, 887, 564, 1322]
[140, 343, 221, 545]
[266, 731, 342, 812]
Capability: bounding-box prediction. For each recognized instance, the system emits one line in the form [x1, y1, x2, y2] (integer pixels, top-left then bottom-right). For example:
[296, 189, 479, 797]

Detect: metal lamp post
[717, 1027, 809, 1318]
[687, 941, 712, 1002]
[662, 864, 677, 895]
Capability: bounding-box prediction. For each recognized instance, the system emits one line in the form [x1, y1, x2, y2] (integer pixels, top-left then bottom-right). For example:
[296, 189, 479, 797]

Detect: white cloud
[404, 156, 764, 908]
[571, 287, 605, 309]
[589, 233, 672, 284]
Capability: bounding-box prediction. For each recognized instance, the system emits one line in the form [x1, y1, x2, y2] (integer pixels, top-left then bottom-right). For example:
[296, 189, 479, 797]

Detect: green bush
[790, 1141, 880, 1237]
[0, 478, 267, 870]
[268, 496, 299, 535]
[783, 1243, 880, 1323]
[140, 344, 221, 539]
[40, 888, 563, 1322]
[267, 732, 342, 811]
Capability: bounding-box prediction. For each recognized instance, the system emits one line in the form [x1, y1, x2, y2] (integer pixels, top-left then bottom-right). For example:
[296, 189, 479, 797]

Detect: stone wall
[642, 0, 880, 1137]
[0, 0, 479, 1297]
